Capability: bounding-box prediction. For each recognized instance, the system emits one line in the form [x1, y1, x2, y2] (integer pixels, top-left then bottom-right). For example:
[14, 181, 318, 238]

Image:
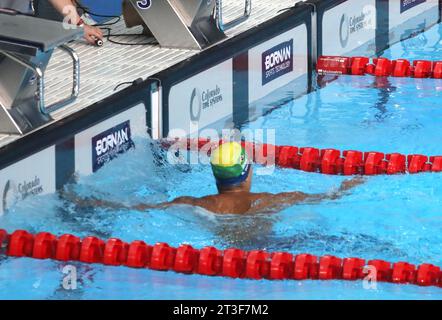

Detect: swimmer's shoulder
[249, 192, 277, 201]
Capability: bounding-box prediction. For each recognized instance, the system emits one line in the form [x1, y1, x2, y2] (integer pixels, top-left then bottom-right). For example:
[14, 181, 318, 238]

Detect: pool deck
[0, 0, 297, 148]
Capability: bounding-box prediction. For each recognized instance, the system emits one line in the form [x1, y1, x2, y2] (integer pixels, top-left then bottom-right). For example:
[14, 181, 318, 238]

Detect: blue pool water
[1, 24, 442, 300]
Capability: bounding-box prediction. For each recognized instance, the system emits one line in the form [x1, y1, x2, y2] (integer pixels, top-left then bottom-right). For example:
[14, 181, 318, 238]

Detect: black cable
[114, 81, 134, 91]
[101, 27, 157, 46]
[73, 0, 120, 26]
[277, 7, 293, 13]
[113, 78, 144, 91]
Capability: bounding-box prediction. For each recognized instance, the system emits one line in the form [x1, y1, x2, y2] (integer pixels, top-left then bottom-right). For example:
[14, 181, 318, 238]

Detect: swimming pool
[1, 23, 442, 300]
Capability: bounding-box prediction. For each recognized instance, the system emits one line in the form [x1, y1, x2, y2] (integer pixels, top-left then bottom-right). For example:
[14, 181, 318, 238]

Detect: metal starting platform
[0, 0, 296, 148]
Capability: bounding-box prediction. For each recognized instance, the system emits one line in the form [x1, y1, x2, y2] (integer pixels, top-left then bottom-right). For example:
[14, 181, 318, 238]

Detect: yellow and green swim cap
[210, 142, 251, 186]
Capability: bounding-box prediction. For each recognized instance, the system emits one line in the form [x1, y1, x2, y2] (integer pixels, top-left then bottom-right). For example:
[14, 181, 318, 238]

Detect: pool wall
[0, 0, 440, 214]
[158, 4, 312, 137]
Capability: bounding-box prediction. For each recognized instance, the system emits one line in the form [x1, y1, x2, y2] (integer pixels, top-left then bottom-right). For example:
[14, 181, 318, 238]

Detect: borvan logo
[2, 177, 44, 214]
[262, 39, 293, 85]
[92, 121, 134, 172]
[189, 86, 224, 122]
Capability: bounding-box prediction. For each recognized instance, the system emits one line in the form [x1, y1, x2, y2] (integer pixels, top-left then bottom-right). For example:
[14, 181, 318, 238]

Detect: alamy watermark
[61, 5, 81, 30]
[166, 127, 277, 176]
[362, 265, 378, 290]
[62, 265, 78, 290]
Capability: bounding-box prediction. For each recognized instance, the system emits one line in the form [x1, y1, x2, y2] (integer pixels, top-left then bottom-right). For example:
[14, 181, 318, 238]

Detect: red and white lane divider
[1, 229, 441, 288]
[316, 55, 442, 79]
[162, 139, 442, 176]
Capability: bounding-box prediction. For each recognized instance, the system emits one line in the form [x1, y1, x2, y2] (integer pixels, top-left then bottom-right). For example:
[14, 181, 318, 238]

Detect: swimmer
[63, 142, 365, 214]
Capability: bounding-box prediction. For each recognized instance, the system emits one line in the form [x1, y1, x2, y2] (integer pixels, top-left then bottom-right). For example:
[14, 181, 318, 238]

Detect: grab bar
[215, 0, 252, 32]
[44, 45, 80, 114]
[0, 45, 80, 116]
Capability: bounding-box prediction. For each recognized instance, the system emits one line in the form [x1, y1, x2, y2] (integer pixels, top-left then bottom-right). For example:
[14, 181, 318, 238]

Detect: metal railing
[44, 45, 80, 115]
[215, 0, 252, 32]
[0, 45, 80, 116]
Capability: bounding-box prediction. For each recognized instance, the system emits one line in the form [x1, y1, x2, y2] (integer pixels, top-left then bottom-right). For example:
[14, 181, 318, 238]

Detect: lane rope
[1, 229, 441, 287]
[162, 139, 442, 176]
[316, 55, 442, 79]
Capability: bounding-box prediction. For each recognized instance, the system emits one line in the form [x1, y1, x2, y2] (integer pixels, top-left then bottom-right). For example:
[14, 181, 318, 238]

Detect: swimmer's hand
[339, 176, 366, 192]
[329, 176, 366, 200]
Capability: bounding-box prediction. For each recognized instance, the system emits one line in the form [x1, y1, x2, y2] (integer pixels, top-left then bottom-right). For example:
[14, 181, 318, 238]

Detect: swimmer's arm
[60, 187, 199, 210]
[268, 177, 366, 207]
[306, 176, 366, 203]
[132, 197, 198, 211]
[59, 189, 130, 210]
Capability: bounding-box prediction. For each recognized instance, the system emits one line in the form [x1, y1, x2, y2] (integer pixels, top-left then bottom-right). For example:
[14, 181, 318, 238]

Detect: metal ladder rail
[0, 44, 80, 117]
[215, 0, 252, 32]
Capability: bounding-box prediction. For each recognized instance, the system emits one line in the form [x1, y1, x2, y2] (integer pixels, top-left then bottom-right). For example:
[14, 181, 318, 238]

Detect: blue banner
[400, 0, 426, 13]
[92, 121, 134, 172]
[261, 39, 294, 86]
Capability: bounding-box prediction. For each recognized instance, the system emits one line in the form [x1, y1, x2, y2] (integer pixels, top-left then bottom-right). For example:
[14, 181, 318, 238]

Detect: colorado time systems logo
[189, 86, 223, 122]
[92, 121, 134, 172]
[2, 177, 44, 214]
[339, 6, 375, 48]
[262, 39, 293, 86]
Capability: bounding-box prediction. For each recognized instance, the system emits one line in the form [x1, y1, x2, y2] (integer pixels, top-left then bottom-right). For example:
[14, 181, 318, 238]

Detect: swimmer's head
[210, 142, 252, 193]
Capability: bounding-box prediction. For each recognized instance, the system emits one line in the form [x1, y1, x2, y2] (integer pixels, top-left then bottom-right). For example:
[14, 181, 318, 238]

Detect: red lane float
[270, 252, 294, 280]
[316, 56, 352, 75]
[393, 59, 411, 77]
[317, 55, 442, 79]
[319, 255, 342, 280]
[150, 243, 177, 271]
[246, 250, 271, 279]
[417, 264, 441, 286]
[222, 248, 246, 278]
[126, 241, 152, 268]
[1, 229, 441, 289]
[55, 234, 81, 261]
[174, 244, 200, 274]
[33, 232, 57, 260]
[293, 254, 318, 280]
[80, 236, 105, 264]
[433, 61, 442, 79]
[103, 238, 129, 266]
[8, 230, 34, 257]
[342, 258, 366, 280]
[198, 246, 223, 276]
[392, 262, 416, 284]
[172, 138, 442, 176]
